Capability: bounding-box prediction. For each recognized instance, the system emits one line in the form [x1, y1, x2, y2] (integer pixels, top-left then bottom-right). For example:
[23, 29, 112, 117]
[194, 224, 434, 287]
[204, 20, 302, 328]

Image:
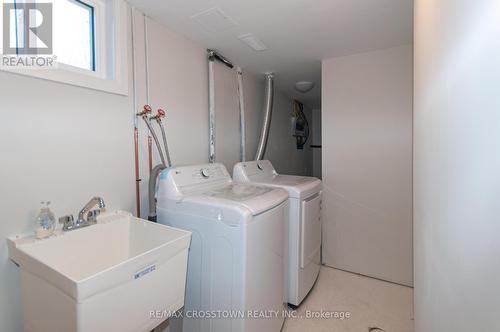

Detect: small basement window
[53, 0, 95, 71]
[1, 0, 128, 95]
[9, 0, 96, 71]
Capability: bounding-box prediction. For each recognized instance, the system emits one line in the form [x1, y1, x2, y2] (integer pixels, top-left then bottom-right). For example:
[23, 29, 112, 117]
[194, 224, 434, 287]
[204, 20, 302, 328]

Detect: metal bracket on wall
[208, 55, 216, 163]
[237, 66, 246, 162]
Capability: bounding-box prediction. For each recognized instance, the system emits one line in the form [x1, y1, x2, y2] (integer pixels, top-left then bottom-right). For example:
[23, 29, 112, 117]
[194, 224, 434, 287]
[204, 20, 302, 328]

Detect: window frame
[0, 0, 128, 95]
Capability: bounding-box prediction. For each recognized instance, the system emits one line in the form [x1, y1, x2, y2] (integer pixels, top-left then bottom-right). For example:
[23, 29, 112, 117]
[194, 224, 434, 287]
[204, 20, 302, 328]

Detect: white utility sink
[8, 210, 191, 332]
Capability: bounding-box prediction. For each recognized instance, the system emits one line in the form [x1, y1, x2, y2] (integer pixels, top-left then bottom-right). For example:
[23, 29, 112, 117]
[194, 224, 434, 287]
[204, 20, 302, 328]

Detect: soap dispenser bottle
[36, 201, 56, 239]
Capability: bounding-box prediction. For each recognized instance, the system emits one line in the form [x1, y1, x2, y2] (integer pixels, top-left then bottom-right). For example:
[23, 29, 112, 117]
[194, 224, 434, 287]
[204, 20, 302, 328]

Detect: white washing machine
[156, 163, 288, 332]
[233, 160, 322, 307]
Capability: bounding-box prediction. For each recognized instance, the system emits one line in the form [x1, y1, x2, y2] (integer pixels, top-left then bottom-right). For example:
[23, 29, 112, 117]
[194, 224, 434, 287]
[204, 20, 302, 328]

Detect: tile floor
[282, 266, 414, 332]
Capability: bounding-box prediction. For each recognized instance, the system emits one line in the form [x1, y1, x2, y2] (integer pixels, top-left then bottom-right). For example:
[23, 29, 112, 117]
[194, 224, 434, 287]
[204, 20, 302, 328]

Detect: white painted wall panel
[322, 45, 413, 286]
[414, 0, 500, 331]
[213, 62, 240, 173]
[241, 72, 264, 162]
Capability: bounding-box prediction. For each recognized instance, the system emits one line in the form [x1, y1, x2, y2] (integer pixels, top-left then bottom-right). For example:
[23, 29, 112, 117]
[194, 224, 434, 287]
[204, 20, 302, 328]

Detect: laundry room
[1, 0, 499, 332]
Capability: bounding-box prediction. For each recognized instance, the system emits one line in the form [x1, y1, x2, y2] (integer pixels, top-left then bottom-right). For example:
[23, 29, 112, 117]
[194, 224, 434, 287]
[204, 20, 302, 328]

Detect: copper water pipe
[134, 128, 141, 217]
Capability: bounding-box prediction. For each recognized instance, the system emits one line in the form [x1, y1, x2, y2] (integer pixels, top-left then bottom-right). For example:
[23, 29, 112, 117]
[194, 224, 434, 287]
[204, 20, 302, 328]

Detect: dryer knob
[201, 169, 210, 178]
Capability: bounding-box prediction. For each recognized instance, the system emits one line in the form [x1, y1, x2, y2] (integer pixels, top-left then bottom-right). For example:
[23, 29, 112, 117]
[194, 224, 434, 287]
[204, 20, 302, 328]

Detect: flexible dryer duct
[148, 164, 165, 222]
[255, 73, 275, 160]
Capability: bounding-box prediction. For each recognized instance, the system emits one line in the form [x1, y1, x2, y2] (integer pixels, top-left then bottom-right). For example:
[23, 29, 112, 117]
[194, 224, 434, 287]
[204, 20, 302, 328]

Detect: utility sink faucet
[78, 196, 106, 223]
[59, 197, 106, 231]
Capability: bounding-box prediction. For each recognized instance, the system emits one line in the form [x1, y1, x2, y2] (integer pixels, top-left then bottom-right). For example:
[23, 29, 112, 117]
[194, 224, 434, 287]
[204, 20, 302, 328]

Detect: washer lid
[205, 183, 272, 201]
[199, 183, 288, 215]
[156, 163, 288, 217]
[233, 160, 322, 199]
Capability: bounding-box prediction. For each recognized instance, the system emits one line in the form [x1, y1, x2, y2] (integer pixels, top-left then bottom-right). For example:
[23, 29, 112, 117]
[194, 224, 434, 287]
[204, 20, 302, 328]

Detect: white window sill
[0, 63, 128, 95]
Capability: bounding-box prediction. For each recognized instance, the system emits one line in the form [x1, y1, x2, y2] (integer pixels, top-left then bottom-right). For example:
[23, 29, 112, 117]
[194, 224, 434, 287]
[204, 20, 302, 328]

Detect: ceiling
[128, 0, 413, 109]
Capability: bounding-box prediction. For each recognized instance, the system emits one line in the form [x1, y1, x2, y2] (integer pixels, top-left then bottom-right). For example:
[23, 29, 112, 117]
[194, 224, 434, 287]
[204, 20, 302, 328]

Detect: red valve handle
[157, 109, 166, 118]
[143, 104, 152, 113]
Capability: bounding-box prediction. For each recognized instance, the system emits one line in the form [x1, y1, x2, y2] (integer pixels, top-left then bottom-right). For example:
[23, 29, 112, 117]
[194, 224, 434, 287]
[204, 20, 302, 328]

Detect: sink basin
[8, 210, 191, 332]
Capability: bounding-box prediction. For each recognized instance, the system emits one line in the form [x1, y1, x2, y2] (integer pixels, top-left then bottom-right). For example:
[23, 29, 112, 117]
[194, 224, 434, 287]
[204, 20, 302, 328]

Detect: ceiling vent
[190, 8, 237, 32]
[238, 33, 268, 51]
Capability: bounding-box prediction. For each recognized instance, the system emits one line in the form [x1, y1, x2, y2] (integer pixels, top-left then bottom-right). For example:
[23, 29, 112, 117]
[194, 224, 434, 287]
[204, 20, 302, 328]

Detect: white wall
[241, 72, 265, 162]
[322, 45, 413, 286]
[135, 13, 211, 220]
[0, 5, 311, 331]
[414, 0, 500, 331]
[145, 15, 209, 169]
[213, 61, 241, 173]
[0, 46, 135, 332]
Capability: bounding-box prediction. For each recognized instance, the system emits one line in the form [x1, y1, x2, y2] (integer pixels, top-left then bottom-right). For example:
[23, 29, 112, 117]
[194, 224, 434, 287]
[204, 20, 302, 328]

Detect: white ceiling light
[295, 81, 315, 93]
[238, 33, 268, 51]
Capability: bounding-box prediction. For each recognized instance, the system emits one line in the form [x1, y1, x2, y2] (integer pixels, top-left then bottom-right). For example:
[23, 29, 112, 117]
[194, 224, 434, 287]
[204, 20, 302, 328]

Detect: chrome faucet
[78, 196, 106, 223]
[59, 197, 106, 231]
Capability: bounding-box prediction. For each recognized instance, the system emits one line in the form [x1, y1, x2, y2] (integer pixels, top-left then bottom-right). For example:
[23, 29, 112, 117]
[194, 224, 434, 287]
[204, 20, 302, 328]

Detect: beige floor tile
[282, 266, 414, 332]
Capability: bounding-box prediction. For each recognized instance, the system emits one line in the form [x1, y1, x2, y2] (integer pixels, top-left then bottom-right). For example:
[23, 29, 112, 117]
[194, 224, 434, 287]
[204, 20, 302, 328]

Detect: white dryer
[156, 163, 288, 332]
[233, 160, 322, 307]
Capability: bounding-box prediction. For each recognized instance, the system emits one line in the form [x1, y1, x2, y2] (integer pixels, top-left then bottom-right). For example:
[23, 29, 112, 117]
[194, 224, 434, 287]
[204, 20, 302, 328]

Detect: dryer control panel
[233, 160, 278, 181]
[158, 163, 232, 200]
